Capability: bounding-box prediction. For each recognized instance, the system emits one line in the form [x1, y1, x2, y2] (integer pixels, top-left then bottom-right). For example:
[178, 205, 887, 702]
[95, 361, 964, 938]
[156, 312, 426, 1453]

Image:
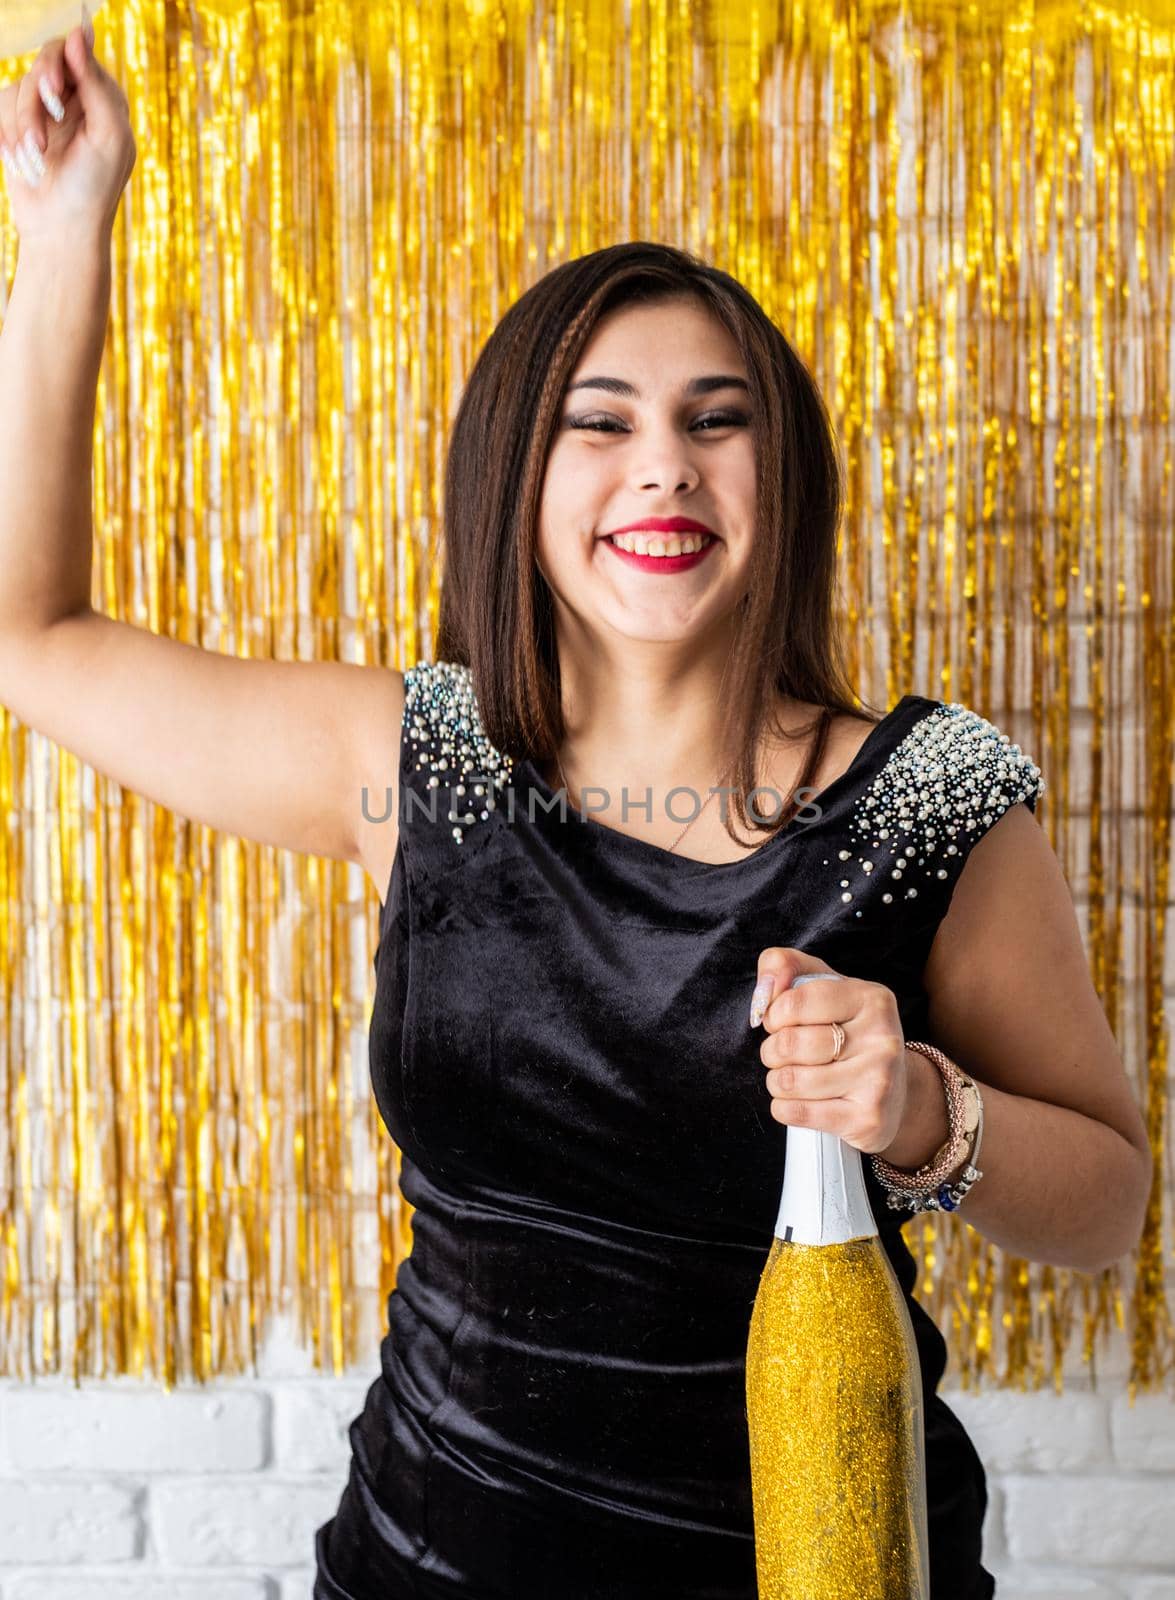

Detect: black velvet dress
[314, 660, 1046, 1600]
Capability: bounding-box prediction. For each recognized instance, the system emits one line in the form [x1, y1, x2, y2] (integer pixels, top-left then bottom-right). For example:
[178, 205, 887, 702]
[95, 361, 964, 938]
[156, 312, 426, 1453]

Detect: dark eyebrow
[564, 374, 751, 399]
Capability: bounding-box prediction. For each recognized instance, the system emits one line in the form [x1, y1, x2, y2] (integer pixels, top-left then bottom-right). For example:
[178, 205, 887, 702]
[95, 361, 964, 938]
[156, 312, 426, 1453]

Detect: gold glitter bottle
[745, 974, 930, 1599]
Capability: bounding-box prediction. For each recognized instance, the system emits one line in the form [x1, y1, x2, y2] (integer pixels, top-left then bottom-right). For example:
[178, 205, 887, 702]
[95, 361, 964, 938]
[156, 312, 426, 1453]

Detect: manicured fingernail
[749, 975, 774, 1028]
[39, 77, 66, 124]
[12, 141, 39, 186]
[0, 144, 18, 183]
[21, 129, 46, 176]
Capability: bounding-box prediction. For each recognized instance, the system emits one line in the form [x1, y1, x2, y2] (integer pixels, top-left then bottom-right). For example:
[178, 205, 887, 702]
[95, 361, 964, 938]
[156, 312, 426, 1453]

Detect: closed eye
[564, 411, 751, 433]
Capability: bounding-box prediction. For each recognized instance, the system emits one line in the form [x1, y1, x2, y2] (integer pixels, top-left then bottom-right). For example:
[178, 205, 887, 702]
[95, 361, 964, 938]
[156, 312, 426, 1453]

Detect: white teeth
[608, 532, 711, 555]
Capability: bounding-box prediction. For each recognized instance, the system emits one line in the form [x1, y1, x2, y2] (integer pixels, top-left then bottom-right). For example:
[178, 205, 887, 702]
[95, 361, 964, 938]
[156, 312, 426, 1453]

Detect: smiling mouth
[602, 532, 718, 555]
[598, 533, 720, 573]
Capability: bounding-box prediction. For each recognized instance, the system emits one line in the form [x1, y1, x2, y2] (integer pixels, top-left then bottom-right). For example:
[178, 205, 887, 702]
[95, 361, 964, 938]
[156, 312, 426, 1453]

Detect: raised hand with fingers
[0, 3, 136, 246]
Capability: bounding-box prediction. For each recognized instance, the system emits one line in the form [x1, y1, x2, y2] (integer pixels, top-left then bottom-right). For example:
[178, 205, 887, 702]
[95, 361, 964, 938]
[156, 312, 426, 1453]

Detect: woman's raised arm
[0, 24, 404, 893]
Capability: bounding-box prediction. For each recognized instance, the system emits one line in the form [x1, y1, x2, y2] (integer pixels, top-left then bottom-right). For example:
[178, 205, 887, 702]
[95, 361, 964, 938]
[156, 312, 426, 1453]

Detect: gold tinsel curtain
[0, 0, 1171, 1391]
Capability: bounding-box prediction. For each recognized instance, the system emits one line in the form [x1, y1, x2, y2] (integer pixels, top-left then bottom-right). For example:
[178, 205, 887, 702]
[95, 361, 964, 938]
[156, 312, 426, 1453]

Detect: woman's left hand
[749, 948, 909, 1155]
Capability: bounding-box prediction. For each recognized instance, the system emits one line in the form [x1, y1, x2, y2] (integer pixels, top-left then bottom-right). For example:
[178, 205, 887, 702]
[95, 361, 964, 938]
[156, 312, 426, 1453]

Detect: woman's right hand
[0, 12, 136, 247]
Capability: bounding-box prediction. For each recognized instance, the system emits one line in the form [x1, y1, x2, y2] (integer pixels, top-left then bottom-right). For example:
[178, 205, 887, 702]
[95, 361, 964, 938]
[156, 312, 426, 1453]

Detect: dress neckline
[518, 695, 923, 877]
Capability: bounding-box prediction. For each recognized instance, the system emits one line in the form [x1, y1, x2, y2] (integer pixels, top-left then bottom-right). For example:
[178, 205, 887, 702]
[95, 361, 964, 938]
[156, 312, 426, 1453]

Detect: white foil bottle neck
[772, 973, 878, 1246]
[773, 1125, 879, 1245]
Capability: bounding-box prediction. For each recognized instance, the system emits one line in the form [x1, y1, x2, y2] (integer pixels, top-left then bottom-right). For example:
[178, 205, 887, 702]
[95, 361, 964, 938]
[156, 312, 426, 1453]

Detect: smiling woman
[315, 241, 1156, 1600]
[428, 241, 879, 859]
[533, 296, 776, 842]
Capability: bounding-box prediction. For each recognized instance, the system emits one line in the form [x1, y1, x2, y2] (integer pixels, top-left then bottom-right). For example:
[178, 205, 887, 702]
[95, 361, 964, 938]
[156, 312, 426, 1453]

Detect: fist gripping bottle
[745, 972, 930, 1599]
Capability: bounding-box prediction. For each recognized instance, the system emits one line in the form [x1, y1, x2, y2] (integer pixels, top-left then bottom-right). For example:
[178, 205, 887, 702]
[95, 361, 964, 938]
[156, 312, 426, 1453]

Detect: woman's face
[536, 297, 757, 647]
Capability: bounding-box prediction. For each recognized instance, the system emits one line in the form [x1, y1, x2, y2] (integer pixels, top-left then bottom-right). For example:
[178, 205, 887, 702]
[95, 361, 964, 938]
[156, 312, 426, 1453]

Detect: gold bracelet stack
[869, 1041, 985, 1214]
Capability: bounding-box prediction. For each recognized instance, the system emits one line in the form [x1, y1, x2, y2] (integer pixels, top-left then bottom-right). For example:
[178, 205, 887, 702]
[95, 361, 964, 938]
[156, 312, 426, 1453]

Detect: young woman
[0, 25, 1151, 1600]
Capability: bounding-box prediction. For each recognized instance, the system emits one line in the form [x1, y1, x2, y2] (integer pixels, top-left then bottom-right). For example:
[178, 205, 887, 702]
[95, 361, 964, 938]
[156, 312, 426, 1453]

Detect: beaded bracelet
[869, 1041, 985, 1214]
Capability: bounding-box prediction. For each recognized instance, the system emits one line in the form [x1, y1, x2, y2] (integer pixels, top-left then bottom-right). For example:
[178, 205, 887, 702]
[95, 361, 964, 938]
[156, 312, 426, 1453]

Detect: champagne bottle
[745, 972, 930, 1599]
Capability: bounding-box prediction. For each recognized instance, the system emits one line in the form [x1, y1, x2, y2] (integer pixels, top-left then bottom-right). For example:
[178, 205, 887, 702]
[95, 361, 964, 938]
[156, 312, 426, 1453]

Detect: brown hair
[434, 240, 883, 846]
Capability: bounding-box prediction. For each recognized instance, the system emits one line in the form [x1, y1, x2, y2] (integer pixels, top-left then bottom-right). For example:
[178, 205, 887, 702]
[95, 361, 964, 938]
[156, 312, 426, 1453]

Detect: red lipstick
[601, 522, 719, 574]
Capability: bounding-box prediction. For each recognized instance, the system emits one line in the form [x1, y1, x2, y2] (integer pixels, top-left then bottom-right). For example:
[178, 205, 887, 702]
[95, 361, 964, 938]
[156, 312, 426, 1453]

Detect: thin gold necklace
[554, 748, 729, 855]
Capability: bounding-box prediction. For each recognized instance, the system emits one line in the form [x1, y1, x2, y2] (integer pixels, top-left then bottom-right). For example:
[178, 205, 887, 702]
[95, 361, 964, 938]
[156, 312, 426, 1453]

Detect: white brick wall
[948, 1382, 1175, 1596]
[0, 1313, 1172, 1597]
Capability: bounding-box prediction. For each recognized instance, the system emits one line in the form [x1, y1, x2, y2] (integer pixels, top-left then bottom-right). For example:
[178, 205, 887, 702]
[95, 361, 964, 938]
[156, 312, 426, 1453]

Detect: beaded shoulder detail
[402, 660, 516, 845]
[833, 701, 1046, 915]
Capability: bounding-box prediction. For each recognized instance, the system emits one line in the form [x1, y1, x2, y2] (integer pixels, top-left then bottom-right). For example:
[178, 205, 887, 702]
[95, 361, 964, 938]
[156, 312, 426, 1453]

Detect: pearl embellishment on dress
[403, 661, 514, 843]
[837, 700, 1045, 910]
[401, 669, 1046, 897]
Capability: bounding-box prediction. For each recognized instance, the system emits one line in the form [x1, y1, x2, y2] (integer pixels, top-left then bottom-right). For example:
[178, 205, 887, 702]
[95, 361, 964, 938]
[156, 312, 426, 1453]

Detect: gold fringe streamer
[0, 0, 1171, 1393]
